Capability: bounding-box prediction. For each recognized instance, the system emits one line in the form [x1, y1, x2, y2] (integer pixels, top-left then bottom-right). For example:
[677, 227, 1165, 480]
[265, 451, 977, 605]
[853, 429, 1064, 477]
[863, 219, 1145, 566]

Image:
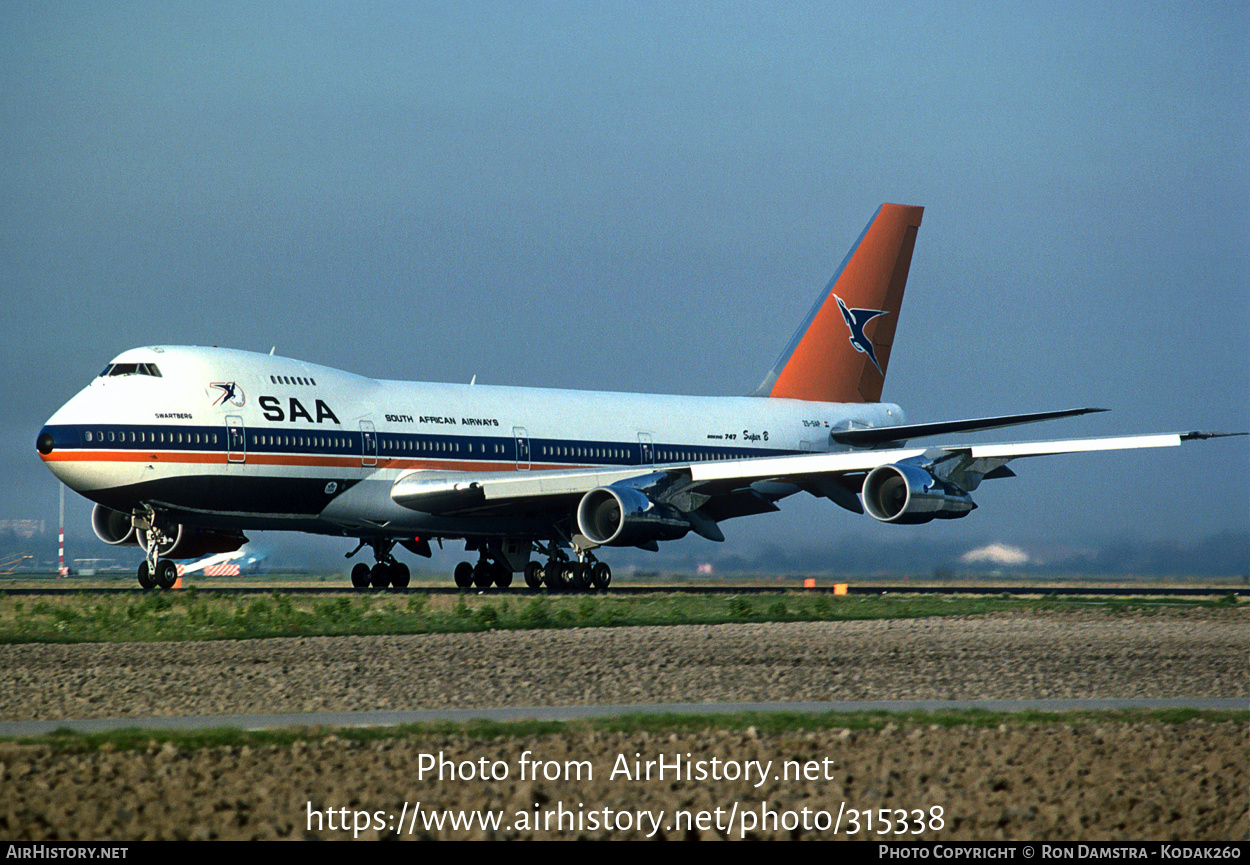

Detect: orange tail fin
[751, 203, 923, 403]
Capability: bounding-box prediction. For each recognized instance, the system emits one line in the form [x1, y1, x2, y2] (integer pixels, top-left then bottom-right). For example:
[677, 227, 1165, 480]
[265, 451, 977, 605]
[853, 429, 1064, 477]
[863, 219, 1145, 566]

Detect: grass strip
[0, 589, 1240, 645]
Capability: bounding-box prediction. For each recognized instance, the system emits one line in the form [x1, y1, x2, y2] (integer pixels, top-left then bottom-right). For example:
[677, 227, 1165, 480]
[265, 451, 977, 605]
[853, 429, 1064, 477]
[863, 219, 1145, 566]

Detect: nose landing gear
[134, 508, 179, 590]
[135, 549, 178, 590]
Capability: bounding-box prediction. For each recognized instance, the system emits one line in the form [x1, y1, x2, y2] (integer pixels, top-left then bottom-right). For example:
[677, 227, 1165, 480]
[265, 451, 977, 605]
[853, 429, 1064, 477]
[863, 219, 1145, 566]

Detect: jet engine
[577, 485, 691, 547]
[135, 524, 248, 560]
[861, 463, 976, 524]
[91, 504, 139, 546]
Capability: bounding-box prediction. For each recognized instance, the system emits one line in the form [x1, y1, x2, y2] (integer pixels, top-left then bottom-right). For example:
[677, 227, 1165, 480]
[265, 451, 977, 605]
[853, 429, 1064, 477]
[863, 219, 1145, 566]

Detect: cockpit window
[99, 363, 162, 378]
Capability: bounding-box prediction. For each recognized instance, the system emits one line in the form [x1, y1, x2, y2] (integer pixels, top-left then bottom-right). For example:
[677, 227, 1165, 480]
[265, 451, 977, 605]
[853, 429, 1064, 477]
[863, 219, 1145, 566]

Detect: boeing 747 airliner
[35, 204, 1235, 589]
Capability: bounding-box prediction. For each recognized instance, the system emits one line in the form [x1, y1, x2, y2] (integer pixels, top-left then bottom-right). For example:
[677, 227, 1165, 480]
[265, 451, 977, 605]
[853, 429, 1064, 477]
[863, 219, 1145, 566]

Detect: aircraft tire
[137, 561, 155, 590]
[494, 563, 513, 588]
[350, 562, 371, 588]
[453, 561, 473, 588]
[155, 559, 178, 590]
[545, 561, 568, 590]
[391, 562, 411, 588]
[472, 562, 494, 588]
[524, 561, 542, 588]
[591, 562, 612, 590]
[570, 563, 588, 590]
[370, 563, 391, 589]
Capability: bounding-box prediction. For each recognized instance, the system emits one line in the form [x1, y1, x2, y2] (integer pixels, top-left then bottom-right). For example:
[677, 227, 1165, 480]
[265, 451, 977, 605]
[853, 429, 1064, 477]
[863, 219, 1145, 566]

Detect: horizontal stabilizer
[829, 408, 1106, 447]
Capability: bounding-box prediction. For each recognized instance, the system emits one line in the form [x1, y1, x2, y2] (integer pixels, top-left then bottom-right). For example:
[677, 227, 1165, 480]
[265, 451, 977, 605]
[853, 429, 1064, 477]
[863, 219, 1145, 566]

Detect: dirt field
[0, 609, 1245, 840]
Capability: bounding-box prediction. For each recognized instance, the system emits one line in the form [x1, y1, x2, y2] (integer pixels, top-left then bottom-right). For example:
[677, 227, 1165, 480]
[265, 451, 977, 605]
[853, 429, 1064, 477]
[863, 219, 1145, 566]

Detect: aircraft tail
[751, 203, 923, 403]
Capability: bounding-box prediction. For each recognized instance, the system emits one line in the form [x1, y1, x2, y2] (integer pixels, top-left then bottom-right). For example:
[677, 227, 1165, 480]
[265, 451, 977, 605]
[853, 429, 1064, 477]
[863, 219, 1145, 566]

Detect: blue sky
[2, 2, 1246, 568]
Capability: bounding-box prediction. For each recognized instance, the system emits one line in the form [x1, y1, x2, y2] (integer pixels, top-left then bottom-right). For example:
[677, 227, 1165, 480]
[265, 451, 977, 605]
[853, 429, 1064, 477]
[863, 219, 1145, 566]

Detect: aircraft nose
[36, 429, 55, 455]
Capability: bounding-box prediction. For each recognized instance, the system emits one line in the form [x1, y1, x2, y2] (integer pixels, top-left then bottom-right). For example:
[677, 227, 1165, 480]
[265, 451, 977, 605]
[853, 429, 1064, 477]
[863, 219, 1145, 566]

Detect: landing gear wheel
[473, 561, 494, 588]
[391, 562, 411, 588]
[351, 562, 371, 588]
[453, 561, 473, 588]
[137, 561, 155, 590]
[545, 561, 568, 590]
[370, 562, 392, 588]
[591, 562, 612, 590]
[494, 563, 513, 588]
[569, 563, 589, 590]
[155, 559, 178, 590]
[524, 561, 543, 588]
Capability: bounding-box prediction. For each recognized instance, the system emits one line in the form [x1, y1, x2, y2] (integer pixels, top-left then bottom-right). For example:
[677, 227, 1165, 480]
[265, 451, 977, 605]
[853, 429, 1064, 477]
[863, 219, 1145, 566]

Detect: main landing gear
[525, 556, 611, 591]
[453, 558, 513, 589]
[346, 538, 411, 589]
[343, 536, 613, 592]
[458, 541, 610, 592]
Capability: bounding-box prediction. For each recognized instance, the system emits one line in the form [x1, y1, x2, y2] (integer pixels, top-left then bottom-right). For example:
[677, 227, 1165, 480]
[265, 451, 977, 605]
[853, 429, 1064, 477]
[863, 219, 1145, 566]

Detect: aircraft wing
[688, 432, 1191, 484]
[390, 430, 1230, 546]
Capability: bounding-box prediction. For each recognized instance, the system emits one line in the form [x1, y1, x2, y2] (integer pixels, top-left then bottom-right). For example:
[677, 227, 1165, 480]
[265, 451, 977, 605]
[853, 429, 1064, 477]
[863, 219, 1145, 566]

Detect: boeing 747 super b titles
[35, 204, 1239, 590]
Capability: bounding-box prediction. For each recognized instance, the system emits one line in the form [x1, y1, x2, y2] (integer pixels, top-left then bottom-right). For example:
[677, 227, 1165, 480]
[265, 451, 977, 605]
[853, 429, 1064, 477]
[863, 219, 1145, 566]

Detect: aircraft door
[226, 416, 246, 464]
[360, 421, 377, 467]
[513, 426, 530, 470]
[638, 432, 654, 466]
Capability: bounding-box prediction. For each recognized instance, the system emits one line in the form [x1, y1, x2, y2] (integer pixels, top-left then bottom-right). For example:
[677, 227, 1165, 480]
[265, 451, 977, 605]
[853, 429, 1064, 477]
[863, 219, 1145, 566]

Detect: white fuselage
[39, 345, 905, 540]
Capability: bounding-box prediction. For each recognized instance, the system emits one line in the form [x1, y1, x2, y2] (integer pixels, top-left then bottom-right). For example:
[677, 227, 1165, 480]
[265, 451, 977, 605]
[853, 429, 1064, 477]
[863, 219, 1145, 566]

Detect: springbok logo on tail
[834, 295, 890, 374]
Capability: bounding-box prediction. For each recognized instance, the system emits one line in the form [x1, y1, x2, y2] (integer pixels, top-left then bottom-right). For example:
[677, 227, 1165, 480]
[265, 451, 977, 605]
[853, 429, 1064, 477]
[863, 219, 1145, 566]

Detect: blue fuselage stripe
[39, 423, 793, 465]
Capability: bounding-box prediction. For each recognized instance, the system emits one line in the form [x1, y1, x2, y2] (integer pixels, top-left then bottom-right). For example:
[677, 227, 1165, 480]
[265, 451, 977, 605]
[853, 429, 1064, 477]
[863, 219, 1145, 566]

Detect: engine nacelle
[577, 486, 691, 547]
[862, 463, 976, 524]
[135, 524, 248, 560]
[91, 504, 139, 546]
